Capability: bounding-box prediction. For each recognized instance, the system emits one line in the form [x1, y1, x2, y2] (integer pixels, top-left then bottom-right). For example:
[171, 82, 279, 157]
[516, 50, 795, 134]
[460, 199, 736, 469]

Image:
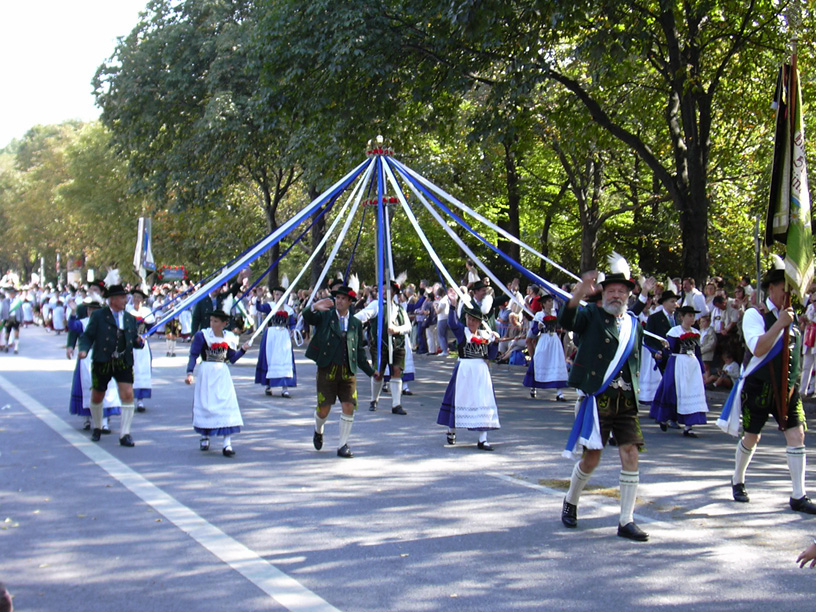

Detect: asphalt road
[1, 326, 815, 611]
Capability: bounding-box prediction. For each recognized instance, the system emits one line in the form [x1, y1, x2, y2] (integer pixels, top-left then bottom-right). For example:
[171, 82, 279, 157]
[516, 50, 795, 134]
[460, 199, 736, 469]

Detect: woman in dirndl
[522, 293, 567, 401]
[649, 306, 709, 438]
[437, 289, 500, 451]
[254, 287, 297, 398]
[185, 309, 250, 457]
[799, 294, 816, 397]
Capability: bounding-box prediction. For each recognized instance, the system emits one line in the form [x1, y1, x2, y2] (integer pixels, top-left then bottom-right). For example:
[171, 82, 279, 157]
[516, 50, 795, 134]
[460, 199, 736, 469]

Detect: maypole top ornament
[366, 134, 394, 157]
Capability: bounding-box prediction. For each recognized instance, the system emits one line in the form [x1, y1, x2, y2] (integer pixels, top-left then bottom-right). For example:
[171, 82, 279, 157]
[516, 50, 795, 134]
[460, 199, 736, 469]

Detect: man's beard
[602, 299, 626, 316]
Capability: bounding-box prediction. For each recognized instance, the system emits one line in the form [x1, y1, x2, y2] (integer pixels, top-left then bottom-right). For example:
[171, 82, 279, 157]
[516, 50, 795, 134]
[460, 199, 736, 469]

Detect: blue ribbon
[563, 312, 639, 458]
[375, 157, 386, 372]
[718, 336, 785, 426]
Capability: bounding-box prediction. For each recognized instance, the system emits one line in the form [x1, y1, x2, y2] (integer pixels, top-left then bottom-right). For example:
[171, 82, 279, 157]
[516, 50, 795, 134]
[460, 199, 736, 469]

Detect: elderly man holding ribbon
[558, 253, 652, 542]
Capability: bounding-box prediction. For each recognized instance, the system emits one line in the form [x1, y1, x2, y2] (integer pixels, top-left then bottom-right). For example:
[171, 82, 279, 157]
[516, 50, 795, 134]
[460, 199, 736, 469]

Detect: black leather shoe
[732, 482, 749, 503]
[617, 522, 649, 542]
[101, 426, 112, 434]
[119, 434, 135, 447]
[222, 447, 236, 457]
[337, 444, 354, 458]
[313, 431, 323, 450]
[790, 495, 816, 514]
[402, 389, 413, 396]
[446, 432, 456, 445]
[391, 405, 407, 415]
[683, 429, 698, 438]
[477, 441, 494, 451]
[556, 393, 566, 402]
[369, 400, 377, 411]
[82, 420, 91, 431]
[530, 389, 537, 398]
[91, 428, 102, 442]
[200, 438, 210, 451]
[264, 387, 272, 396]
[136, 404, 146, 413]
[281, 390, 291, 398]
[659, 422, 668, 432]
[561, 499, 578, 528]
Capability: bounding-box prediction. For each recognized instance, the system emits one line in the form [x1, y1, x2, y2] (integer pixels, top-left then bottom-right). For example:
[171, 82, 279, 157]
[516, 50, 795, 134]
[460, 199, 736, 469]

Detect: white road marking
[0, 374, 341, 612]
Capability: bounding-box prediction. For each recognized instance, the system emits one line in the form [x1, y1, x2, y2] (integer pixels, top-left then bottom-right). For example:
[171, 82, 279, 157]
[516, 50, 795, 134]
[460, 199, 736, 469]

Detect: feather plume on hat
[348, 273, 360, 294]
[666, 278, 679, 294]
[608, 251, 631, 279]
[394, 271, 408, 288]
[770, 253, 785, 270]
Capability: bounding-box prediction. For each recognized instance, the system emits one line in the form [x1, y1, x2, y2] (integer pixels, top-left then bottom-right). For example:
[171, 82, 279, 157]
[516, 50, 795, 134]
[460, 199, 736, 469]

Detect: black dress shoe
[222, 447, 236, 457]
[659, 422, 668, 432]
[337, 444, 354, 458]
[732, 482, 750, 503]
[101, 426, 112, 434]
[313, 431, 323, 450]
[119, 434, 135, 447]
[617, 522, 649, 542]
[136, 404, 146, 413]
[82, 420, 91, 431]
[369, 400, 377, 412]
[790, 495, 816, 514]
[477, 441, 494, 451]
[200, 438, 210, 451]
[561, 499, 578, 528]
[446, 432, 456, 445]
[91, 428, 102, 442]
[530, 389, 537, 399]
[402, 390, 413, 396]
[556, 393, 566, 402]
[391, 405, 407, 415]
[281, 390, 291, 398]
[265, 387, 273, 396]
[683, 429, 698, 438]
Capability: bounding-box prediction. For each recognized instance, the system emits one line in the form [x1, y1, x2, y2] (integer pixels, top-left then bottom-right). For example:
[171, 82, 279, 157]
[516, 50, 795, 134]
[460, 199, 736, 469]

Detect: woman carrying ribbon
[436, 288, 500, 451]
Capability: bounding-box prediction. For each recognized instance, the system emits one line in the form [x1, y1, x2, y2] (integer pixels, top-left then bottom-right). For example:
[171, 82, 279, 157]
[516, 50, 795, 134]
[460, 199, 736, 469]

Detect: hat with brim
[462, 302, 485, 321]
[103, 284, 128, 298]
[131, 288, 148, 299]
[599, 273, 636, 291]
[331, 285, 357, 300]
[760, 268, 786, 290]
[677, 305, 699, 315]
[472, 279, 490, 291]
[209, 309, 231, 322]
[494, 294, 510, 306]
[89, 279, 105, 290]
[657, 290, 679, 304]
[271, 286, 286, 294]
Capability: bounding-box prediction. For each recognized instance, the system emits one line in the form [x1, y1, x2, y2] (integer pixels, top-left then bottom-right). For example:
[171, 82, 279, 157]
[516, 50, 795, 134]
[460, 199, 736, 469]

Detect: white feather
[667, 279, 679, 294]
[596, 272, 606, 284]
[104, 267, 120, 287]
[348, 273, 360, 294]
[395, 271, 408, 288]
[281, 274, 290, 289]
[770, 253, 785, 270]
[607, 251, 630, 279]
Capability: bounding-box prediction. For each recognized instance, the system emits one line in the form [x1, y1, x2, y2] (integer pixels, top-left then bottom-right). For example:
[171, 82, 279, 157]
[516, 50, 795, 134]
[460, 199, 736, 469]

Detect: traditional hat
[331, 285, 357, 299]
[599, 252, 636, 290]
[494, 293, 511, 306]
[271, 286, 286, 294]
[103, 284, 128, 298]
[130, 287, 148, 299]
[209, 309, 231, 321]
[677, 305, 699, 315]
[462, 302, 485, 321]
[85, 295, 105, 309]
[327, 278, 344, 290]
[472, 278, 490, 291]
[760, 254, 786, 290]
[540, 293, 554, 302]
[657, 290, 679, 304]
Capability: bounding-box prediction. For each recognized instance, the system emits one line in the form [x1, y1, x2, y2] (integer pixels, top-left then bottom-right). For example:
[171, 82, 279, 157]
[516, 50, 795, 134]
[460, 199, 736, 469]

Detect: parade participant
[437, 288, 500, 450]
[523, 294, 567, 401]
[1, 287, 23, 354]
[356, 279, 411, 415]
[254, 286, 297, 398]
[650, 306, 709, 437]
[51, 297, 66, 335]
[127, 288, 154, 412]
[459, 279, 494, 327]
[558, 253, 652, 542]
[185, 309, 250, 456]
[679, 277, 708, 319]
[639, 286, 679, 408]
[67, 296, 121, 432]
[191, 287, 222, 335]
[74, 279, 105, 320]
[77, 284, 144, 447]
[725, 258, 816, 513]
[303, 285, 375, 458]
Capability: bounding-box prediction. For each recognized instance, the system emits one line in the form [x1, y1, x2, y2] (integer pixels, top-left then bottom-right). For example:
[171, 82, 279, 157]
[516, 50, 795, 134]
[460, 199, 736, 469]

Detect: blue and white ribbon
[562, 312, 638, 459]
[716, 334, 785, 436]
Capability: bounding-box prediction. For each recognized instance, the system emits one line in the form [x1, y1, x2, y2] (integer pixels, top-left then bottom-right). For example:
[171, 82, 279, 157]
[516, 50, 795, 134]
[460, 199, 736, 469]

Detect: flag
[765, 62, 814, 303]
[133, 217, 156, 274]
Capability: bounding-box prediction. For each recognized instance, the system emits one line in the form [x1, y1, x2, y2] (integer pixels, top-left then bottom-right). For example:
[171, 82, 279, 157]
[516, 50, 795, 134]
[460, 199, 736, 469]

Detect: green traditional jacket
[303, 307, 375, 377]
[77, 307, 142, 366]
[559, 302, 642, 398]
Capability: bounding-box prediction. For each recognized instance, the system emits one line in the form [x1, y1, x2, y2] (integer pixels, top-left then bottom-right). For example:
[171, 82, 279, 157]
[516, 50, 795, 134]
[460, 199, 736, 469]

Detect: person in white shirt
[679, 277, 708, 320]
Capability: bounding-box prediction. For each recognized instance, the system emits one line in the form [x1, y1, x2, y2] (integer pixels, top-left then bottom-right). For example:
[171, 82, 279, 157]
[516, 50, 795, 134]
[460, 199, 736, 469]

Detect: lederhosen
[317, 319, 357, 407]
[92, 325, 134, 390]
[741, 310, 805, 434]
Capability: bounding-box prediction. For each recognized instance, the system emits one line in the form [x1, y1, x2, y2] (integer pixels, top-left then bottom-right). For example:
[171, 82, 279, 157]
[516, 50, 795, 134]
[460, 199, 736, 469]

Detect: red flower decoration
[275, 310, 288, 317]
[470, 336, 489, 345]
[679, 332, 699, 341]
[543, 315, 557, 322]
[210, 342, 229, 351]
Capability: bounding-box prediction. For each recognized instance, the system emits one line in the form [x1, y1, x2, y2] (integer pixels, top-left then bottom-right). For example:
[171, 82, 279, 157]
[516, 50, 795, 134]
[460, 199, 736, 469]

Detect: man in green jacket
[558, 259, 650, 542]
[303, 285, 376, 458]
[78, 284, 144, 447]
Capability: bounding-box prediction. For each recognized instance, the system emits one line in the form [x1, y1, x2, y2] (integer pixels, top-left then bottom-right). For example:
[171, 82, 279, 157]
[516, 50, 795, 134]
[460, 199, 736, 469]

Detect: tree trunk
[580, 224, 599, 273]
[497, 142, 521, 271]
[308, 184, 327, 289]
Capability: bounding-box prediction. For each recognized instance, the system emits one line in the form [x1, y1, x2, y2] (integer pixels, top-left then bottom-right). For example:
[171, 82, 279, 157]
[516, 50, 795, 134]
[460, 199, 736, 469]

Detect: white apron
[192, 329, 243, 429]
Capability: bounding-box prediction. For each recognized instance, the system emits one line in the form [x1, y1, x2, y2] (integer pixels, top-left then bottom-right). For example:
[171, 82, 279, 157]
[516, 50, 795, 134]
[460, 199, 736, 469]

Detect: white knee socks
[371, 377, 384, 402]
[565, 461, 592, 505]
[390, 378, 403, 407]
[120, 404, 135, 436]
[733, 439, 756, 485]
[619, 470, 639, 526]
[90, 401, 103, 430]
[787, 445, 807, 499]
[315, 412, 328, 434]
[338, 413, 354, 448]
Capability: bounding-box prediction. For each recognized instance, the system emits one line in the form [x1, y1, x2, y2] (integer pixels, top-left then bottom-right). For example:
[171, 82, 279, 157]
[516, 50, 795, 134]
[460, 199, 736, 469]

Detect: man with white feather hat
[721, 255, 816, 514]
[558, 252, 655, 542]
[355, 273, 412, 415]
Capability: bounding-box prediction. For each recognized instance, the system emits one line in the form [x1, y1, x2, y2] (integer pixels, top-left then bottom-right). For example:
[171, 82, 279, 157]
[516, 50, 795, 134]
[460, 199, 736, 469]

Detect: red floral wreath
[210, 342, 230, 351]
[679, 332, 699, 341]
